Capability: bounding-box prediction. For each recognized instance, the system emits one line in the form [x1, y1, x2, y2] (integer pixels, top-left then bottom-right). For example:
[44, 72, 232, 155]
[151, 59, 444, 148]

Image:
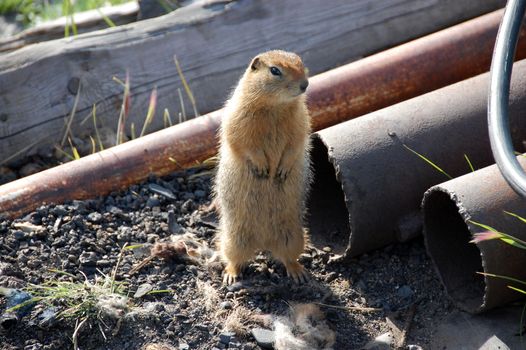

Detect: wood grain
[0, 0, 505, 162]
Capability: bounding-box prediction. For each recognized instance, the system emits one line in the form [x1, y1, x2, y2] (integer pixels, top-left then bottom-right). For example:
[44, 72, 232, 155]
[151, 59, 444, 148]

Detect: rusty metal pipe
[308, 8, 526, 131]
[423, 157, 526, 313]
[1, 9, 526, 219]
[306, 59, 526, 258]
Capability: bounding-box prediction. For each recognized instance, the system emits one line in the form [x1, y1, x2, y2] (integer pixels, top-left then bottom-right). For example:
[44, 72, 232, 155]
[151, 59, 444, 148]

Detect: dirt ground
[0, 167, 453, 350]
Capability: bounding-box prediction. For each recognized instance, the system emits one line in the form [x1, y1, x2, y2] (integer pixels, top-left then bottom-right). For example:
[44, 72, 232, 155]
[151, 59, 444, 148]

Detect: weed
[140, 87, 158, 137]
[114, 72, 131, 146]
[402, 144, 452, 179]
[174, 55, 199, 118]
[470, 211, 526, 345]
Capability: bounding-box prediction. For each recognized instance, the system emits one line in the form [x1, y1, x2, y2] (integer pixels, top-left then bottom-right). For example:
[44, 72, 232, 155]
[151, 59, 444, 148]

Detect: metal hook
[488, 0, 526, 197]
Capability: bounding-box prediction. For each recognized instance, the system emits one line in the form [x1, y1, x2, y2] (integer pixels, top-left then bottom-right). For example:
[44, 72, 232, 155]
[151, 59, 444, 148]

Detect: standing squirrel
[214, 50, 311, 284]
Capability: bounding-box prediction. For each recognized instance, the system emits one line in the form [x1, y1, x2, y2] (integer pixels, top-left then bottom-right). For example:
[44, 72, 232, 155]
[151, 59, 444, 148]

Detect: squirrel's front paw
[247, 160, 269, 179]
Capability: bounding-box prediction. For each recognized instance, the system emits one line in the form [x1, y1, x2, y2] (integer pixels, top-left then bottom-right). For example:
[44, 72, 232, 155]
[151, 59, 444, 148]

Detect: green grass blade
[509, 286, 526, 295]
[402, 144, 452, 179]
[146, 289, 173, 295]
[470, 220, 526, 249]
[61, 81, 81, 146]
[469, 220, 500, 233]
[504, 210, 526, 224]
[92, 104, 104, 151]
[163, 108, 172, 127]
[174, 55, 199, 117]
[478, 271, 526, 287]
[96, 7, 116, 27]
[54, 146, 75, 161]
[140, 87, 158, 137]
[464, 154, 475, 172]
[123, 244, 144, 250]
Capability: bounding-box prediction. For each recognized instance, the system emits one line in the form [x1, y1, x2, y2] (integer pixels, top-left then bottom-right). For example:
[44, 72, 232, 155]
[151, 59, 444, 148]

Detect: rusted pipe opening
[423, 189, 485, 313]
[306, 136, 350, 256]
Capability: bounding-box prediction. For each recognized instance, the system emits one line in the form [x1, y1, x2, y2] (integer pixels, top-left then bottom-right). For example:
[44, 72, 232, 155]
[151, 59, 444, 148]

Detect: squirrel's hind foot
[284, 260, 309, 284]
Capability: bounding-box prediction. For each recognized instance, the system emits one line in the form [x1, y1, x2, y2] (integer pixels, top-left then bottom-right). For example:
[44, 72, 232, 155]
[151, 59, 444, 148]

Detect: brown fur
[214, 50, 311, 284]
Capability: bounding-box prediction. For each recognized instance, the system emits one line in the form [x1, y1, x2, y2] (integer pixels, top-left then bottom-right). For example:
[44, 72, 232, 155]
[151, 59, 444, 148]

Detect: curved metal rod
[488, 0, 526, 197]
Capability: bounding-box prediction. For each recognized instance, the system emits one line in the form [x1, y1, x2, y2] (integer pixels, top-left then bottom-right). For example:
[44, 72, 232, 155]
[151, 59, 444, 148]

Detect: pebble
[227, 281, 244, 292]
[397, 285, 414, 299]
[148, 183, 177, 200]
[13, 230, 27, 240]
[86, 212, 103, 224]
[96, 259, 111, 267]
[219, 301, 233, 310]
[146, 197, 161, 208]
[250, 328, 274, 350]
[78, 251, 97, 266]
[178, 343, 190, 350]
[219, 331, 235, 344]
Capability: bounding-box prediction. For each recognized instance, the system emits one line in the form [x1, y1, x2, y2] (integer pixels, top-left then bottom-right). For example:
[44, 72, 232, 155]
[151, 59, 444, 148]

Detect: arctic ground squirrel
[214, 50, 311, 284]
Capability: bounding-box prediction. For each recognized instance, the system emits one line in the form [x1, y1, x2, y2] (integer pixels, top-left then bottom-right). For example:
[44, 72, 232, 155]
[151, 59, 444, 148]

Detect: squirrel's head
[244, 50, 309, 103]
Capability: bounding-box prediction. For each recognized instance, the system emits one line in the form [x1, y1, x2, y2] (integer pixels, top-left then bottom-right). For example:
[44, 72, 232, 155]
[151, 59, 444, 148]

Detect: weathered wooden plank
[0, 0, 505, 163]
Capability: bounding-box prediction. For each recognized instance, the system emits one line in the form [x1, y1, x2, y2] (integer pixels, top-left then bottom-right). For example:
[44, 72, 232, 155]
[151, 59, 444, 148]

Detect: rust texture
[308, 8, 526, 131]
[1, 9, 525, 219]
[307, 59, 526, 258]
[423, 157, 526, 313]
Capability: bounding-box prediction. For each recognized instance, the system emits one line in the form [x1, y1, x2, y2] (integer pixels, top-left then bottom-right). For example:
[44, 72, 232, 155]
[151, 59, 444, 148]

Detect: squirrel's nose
[300, 79, 309, 92]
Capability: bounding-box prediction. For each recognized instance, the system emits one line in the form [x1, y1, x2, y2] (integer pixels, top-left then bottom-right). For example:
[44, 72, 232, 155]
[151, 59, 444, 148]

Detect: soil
[0, 167, 453, 350]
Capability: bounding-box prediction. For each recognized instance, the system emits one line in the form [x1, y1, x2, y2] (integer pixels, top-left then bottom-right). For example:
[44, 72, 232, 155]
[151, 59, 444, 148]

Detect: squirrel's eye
[270, 67, 282, 76]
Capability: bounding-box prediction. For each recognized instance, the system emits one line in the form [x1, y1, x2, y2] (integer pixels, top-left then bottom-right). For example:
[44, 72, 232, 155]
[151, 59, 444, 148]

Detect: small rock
[325, 271, 338, 282]
[220, 301, 233, 310]
[168, 210, 183, 234]
[178, 343, 189, 350]
[149, 183, 177, 200]
[51, 206, 68, 217]
[188, 265, 198, 275]
[96, 259, 111, 267]
[219, 331, 235, 344]
[37, 308, 58, 328]
[27, 259, 42, 269]
[250, 328, 274, 349]
[19, 163, 43, 178]
[322, 246, 332, 253]
[87, 212, 103, 224]
[134, 283, 154, 298]
[13, 230, 27, 240]
[227, 281, 244, 292]
[397, 285, 413, 299]
[146, 197, 161, 208]
[361, 332, 394, 350]
[79, 251, 97, 266]
[407, 346, 423, 350]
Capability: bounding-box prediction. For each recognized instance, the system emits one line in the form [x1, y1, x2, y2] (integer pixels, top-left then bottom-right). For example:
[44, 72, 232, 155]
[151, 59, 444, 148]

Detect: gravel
[0, 167, 452, 349]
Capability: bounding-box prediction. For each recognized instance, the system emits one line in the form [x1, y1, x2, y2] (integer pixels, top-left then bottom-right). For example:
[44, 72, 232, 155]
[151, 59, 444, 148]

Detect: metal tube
[489, 0, 526, 197]
[1, 9, 526, 219]
[423, 157, 526, 313]
[307, 60, 526, 258]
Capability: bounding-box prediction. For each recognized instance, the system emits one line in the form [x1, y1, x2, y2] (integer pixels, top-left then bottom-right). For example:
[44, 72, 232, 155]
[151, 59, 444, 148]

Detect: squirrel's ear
[250, 56, 260, 71]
